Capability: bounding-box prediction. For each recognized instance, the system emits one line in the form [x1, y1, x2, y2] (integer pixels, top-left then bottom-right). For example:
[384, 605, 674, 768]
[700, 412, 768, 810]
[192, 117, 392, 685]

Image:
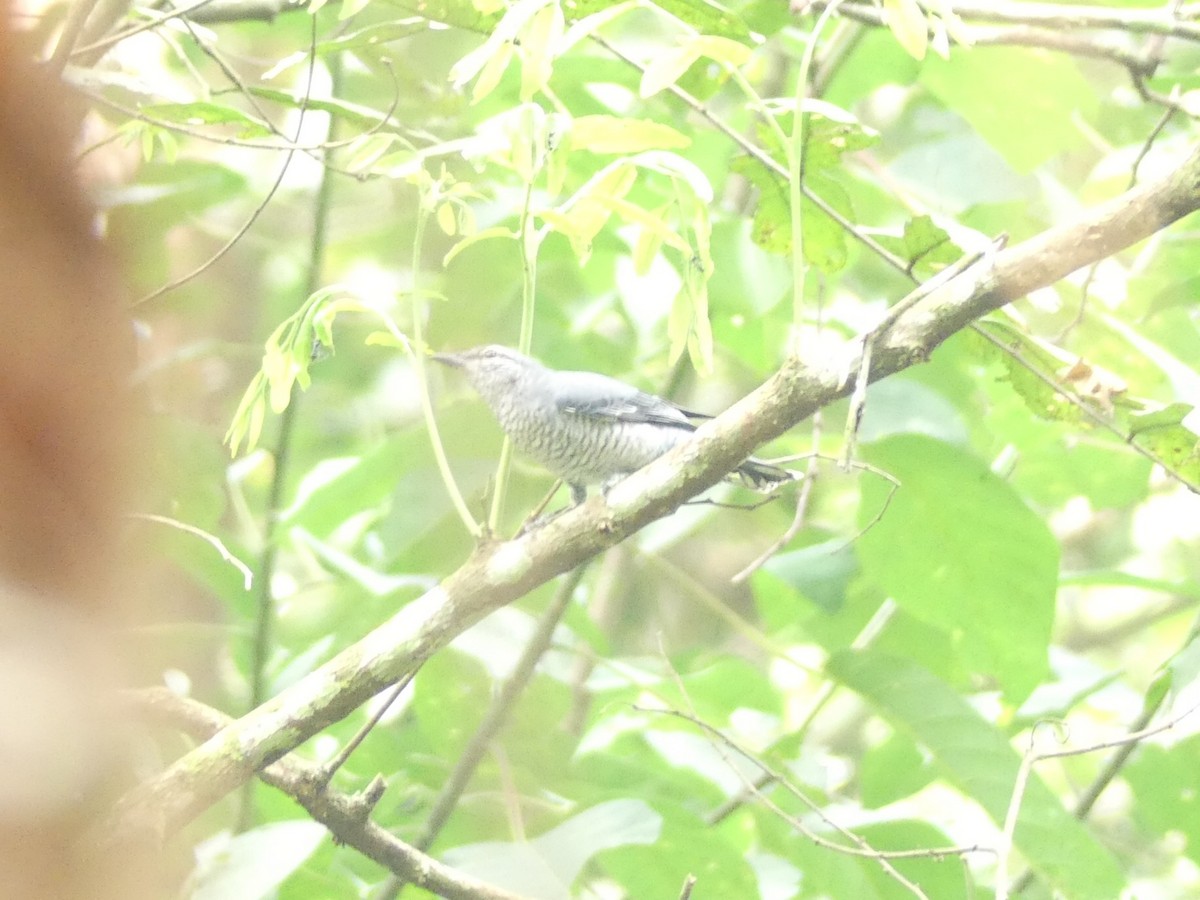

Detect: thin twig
[705, 598, 899, 825]
[129, 513, 253, 590]
[131, 65, 312, 306]
[841, 238, 1004, 466]
[70, 0, 225, 58]
[645, 703, 988, 885]
[729, 454, 817, 583]
[996, 698, 1200, 900]
[807, 0, 1200, 41]
[316, 673, 417, 789]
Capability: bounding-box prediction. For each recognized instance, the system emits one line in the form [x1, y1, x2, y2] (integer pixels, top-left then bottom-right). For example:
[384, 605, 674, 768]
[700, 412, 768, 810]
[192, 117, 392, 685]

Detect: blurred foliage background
[28, 0, 1200, 896]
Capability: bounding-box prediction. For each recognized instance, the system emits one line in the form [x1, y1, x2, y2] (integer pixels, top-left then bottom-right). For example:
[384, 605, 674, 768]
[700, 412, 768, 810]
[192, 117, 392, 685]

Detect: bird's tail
[735, 457, 797, 492]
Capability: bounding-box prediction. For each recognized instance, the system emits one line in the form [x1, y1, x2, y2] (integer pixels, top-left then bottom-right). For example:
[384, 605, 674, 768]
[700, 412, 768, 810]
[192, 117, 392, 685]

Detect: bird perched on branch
[432, 345, 794, 507]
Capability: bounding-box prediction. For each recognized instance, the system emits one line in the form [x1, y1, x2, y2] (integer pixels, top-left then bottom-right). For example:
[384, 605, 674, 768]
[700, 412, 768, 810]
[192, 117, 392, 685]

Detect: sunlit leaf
[569, 116, 690, 154]
[884, 0, 928, 60]
[858, 433, 1058, 702]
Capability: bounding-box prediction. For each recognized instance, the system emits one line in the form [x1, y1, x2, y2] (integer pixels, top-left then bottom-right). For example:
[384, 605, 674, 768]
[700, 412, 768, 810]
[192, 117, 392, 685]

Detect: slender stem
[789, 0, 845, 335]
[410, 181, 482, 537]
[238, 27, 330, 831]
[373, 566, 585, 900]
[488, 129, 542, 531]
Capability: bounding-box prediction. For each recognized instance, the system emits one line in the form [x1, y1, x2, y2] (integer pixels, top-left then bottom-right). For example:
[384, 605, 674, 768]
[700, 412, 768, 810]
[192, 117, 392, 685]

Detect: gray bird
[432, 345, 793, 506]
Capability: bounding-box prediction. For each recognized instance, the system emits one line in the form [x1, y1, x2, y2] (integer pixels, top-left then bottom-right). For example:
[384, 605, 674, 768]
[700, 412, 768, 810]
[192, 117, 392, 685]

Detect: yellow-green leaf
[667, 288, 690, 366]
[519, 1, 563, 101]
[632, 218, 665, 276]
[339, 0, 371, 20]
[472, 40, 515, 104]
[884, 0, 928, 60]
[688, 35, 752, 69]
[436, 201, 458, 236]
[443, 225, 518, 266]
[570, 116, 690, 154]
[688, 283, 714, 376]
[639, 43, 701, 98]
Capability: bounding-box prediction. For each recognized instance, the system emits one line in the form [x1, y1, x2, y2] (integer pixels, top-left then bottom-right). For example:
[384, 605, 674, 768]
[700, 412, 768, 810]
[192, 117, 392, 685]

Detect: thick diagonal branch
[108, 144, 1200, 847]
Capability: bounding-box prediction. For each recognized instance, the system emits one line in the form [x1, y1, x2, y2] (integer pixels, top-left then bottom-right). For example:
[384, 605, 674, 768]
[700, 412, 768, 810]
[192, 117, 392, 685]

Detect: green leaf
[540, 161, 637, 261]
[828, 650, 1126, 897]
[858, 434, 1058, 702]
[450, 0, 552, 99]
[471, 39, 516, 104]
[247, 86, 411, 132]
[342, 132, 406, 173]
[763, 540, 859, 615]
[191, 821, 325, 900]
[639, 41, 703, 98]
[413, 650, 491, 759]
[1128, 406, 1200, 491]
[315, 19, 427, 53]
[871, 214, 960, 273]
[140, 102, 273, 139]
[443, 800, 661, 896]
[97, 159, 246, 218]
[393, 0, 499, 32]
[598, 807, 759, 897]
[730, 158, 851, 272]
[519, 1, 564, 100]
[444, 225, 519, 266]
[967, 320, 1083, 423]
[856, 820, 971, 896]
[689, 34, 753, 67]
[280, 442, 406, 536]
[921, 47, 1099, 173]
[859, 731, 935, 809]
[1126, 734, 1200, 867]
[559, 0, 639, 53]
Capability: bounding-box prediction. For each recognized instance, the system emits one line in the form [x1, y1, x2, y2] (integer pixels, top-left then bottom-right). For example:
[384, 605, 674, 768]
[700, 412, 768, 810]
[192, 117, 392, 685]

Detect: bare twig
[129, 513, 253, 590]
[643, 704, 989, 881]
[131, 31, 315, 307]
[70, 0, 225, 59]
[841, 238, 1005, 466]
[996, 699, 1200, 900]
[805, 0, 1200, 41]
[427, 569, 581, 850]
[128, 689, 530, 900]
[705, 598, 899, 826]
[317, 672, 417, 789]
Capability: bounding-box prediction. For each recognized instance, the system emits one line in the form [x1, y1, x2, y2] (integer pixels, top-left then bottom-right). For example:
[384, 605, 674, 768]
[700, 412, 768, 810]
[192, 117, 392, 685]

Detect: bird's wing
[552, 371, 701, 429]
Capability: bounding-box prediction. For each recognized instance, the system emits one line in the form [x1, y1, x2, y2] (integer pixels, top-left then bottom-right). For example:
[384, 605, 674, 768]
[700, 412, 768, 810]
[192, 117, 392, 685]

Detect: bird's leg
[516, 481, 583, 536]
